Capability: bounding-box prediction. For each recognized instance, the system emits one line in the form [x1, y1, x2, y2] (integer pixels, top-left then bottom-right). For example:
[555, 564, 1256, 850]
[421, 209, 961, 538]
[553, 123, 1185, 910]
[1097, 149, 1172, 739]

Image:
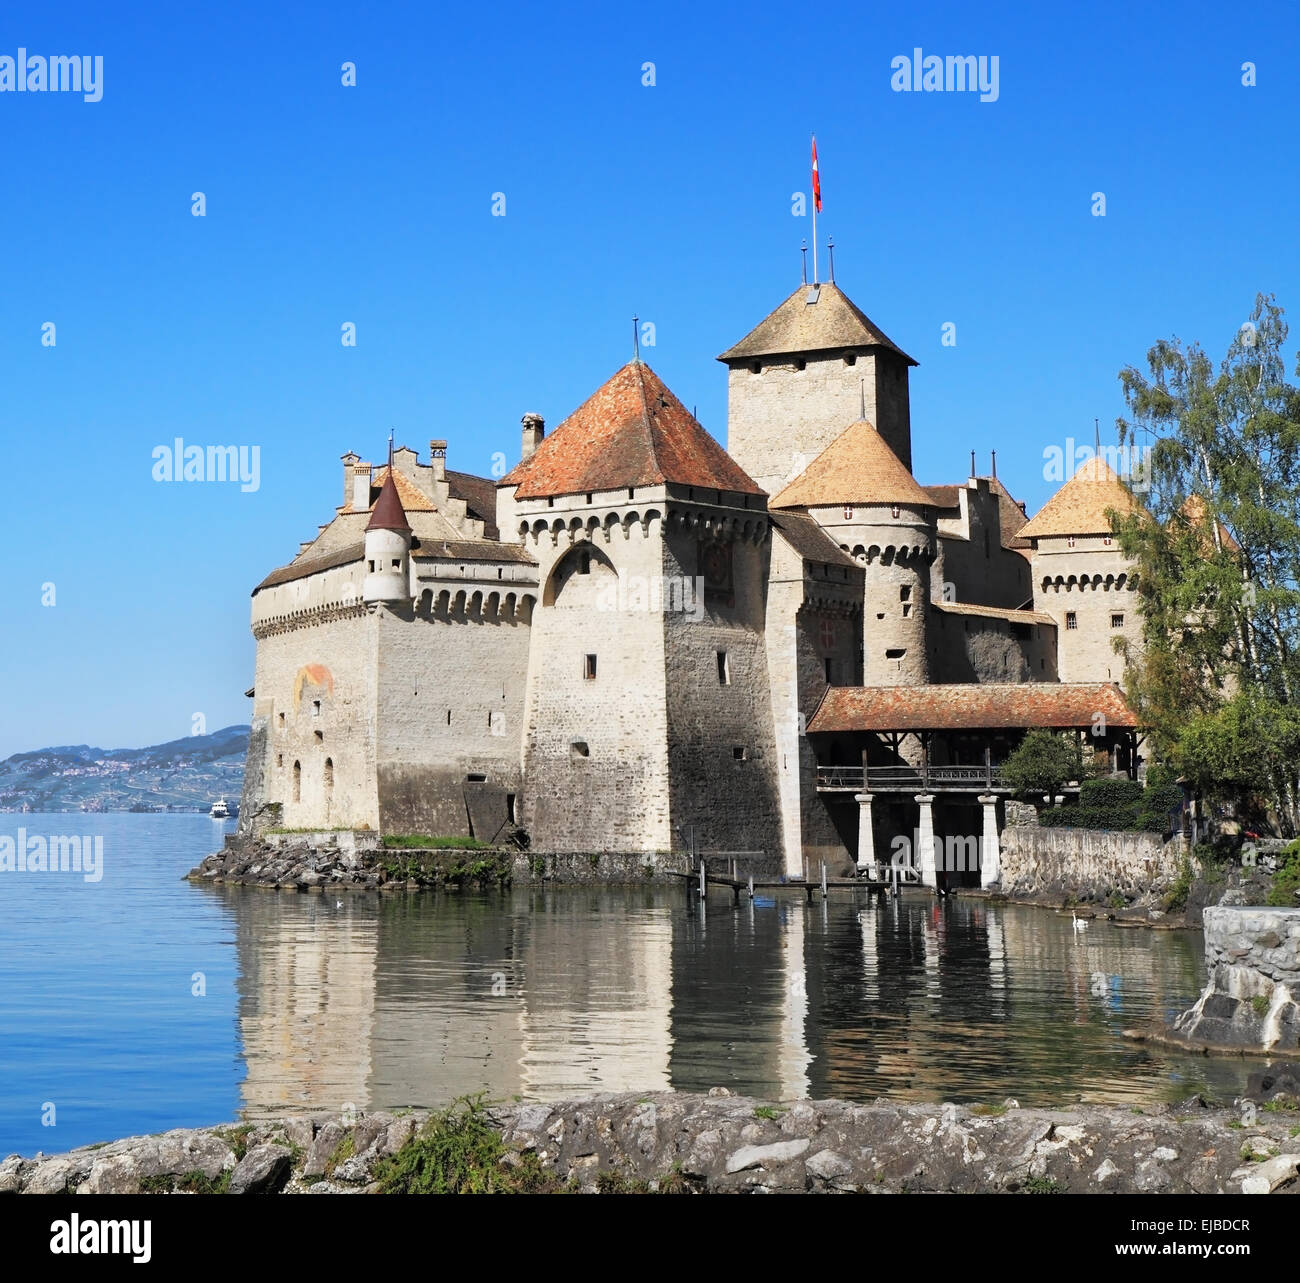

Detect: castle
[238, 276, 1144, 884]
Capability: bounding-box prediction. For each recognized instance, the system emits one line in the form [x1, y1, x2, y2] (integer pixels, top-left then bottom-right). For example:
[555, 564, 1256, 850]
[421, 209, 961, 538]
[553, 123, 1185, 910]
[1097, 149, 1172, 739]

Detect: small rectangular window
[312, 700, 321, 716]
[570, 741, 590, 759]
[733, 746, 747, 761]
[276, 754, 283, 767]
[466, 772, 487, 783]
[717, 651, 730, 684]
[1111, 613, 1124, 628]
[314, 730, 323, 743]
[899, 585, 911, 601]
[391, 559, 400, 569]
[507, 793, 516, 823]
[824, 657, 833, 683]
[902, 603, 912, 618]
[885, 648, 906, 660]
[1066, 612, 1078, 630]
[584, 654, 597, 680]
[278, 713, 285, 728]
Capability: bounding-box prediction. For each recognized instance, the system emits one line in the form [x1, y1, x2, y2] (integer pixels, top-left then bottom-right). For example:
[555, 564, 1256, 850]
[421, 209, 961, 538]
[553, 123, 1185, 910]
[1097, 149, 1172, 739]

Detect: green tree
[999, 730, 1083, 800]
[1111, 293, 1300, 830]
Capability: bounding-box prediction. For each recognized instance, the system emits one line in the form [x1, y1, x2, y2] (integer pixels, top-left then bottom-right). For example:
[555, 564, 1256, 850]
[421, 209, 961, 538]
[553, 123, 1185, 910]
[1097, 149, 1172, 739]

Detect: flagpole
[811, 133, 819, 284]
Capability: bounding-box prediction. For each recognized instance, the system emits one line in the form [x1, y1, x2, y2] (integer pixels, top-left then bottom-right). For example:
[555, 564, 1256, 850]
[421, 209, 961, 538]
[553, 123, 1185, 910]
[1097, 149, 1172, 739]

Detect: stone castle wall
[374, 601, 530, 840]
[725, 349, 911, 493]
[1172, 907, 1300, 1051]
[1032, 538, 1141, 684]
[1000, 824, 1181, 900]
[930, 610, 1057, 683]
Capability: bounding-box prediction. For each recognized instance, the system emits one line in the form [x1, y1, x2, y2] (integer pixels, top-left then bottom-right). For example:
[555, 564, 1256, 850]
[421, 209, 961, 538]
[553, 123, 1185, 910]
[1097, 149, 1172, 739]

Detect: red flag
[811, 135, 822, 212]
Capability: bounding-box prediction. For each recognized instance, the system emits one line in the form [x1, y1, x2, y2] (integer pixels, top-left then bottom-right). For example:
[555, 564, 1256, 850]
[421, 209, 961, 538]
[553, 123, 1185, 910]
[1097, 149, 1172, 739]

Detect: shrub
[1080, 778, 1144, 809]
[999, 730, 1083, 798]
[1267, 840, 1300, 907]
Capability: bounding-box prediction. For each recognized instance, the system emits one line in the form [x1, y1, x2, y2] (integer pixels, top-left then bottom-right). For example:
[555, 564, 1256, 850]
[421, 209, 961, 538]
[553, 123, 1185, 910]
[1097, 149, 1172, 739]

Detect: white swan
[1072, 909, 1089, 932]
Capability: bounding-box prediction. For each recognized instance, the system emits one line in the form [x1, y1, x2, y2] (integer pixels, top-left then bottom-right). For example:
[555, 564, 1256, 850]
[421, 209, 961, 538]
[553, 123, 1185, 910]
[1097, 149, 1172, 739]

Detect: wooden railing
[815, 764, 1005, 791]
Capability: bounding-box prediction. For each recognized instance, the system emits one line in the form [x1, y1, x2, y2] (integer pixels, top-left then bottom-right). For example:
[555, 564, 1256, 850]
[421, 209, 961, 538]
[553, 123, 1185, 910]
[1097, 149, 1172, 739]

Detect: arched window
[292, 760, 301, 802]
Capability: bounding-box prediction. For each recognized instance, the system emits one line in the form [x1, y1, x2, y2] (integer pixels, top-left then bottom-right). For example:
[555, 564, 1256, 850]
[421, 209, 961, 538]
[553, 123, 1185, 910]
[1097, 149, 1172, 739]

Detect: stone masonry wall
[1032, 537, 1141, 684]
[374, 601, 528, 840]
[1000, 825, 1182, 901]
[1171, 907, 1300, 1051]
[726, 349, 912, 494]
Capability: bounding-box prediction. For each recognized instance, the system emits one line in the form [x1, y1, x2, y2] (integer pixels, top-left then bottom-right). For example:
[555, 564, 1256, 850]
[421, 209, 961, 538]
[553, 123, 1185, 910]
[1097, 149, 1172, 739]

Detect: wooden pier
[666, 864, 896, 905]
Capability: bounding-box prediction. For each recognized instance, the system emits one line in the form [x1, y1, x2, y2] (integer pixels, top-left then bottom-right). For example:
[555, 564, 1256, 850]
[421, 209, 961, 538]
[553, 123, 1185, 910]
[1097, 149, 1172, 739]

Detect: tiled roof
[807, 682, 1139, 733]
[500, 361, 764, 499]
[988, 476, 1032, 550]
[411, 539, 536, 565]
[770, 419, 934, 510]
[770, 511, 861, 569]
[924, 485, 962, 509]
[446, 469, 500, 540]
[1018, 457, 1144, 539]
[1179, 494, 1241, 554]
[344, 465, 436, 515]
[717, 283, 917, 365]
[367, 468, 412, 533]
[932, 601, 1056, 626]
[253, 543, 364, 594]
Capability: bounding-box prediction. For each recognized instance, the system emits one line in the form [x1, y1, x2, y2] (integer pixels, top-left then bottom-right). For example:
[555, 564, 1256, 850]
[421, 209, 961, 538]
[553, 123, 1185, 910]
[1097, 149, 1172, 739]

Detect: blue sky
[1, 0, 1296, 757]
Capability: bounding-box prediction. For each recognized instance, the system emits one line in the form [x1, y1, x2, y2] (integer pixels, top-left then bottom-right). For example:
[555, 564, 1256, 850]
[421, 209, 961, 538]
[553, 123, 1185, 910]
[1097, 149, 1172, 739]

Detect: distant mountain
[0, 726, 249, 812]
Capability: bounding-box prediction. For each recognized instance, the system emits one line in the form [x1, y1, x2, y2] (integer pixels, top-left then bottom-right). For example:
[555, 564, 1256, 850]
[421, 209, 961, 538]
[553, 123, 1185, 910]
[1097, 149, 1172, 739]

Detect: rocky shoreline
[6, 1086, 1300, 1195]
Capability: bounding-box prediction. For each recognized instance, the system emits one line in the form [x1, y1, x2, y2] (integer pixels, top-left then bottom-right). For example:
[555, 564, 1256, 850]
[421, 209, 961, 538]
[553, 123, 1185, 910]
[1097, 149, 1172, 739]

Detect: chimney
[521, 413, 545, 461]
[429, 439, 447, 482]
[350, 461, 371, 513]
[341, 452, 360, 508]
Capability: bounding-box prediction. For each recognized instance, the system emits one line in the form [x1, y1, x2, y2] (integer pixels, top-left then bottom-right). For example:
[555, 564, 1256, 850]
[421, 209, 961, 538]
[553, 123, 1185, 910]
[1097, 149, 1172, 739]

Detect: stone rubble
[4, 1091, 1300, 1195]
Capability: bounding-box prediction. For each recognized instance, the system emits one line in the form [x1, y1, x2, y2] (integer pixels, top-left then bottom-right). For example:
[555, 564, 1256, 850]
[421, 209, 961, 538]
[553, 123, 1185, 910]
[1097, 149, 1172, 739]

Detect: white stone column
[914, 793, 937, 888]
[978, 793, 1001, 888]
[854, 792, 875, 874]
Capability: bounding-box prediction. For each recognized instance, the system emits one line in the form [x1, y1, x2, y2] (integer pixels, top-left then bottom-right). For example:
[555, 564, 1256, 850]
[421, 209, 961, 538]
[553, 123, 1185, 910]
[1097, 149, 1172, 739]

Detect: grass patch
[1161, 859, 1196, 913]
[1262, 1099, 1299, 1113]
[374, 1095, 556, 1194]
[217, 1124, 255, 1162]
[753, 1106, 786, 1121]
[139, 1174, 175, 1193]
[175, 1169, 231, 1195]
[1252, 995, 1271, 1017]
[1227, 1119, 1244, 1129]
[970, 1103, 1008, 1117]
[324, 1132, 355, 1178]
[381, 834, 488, 850]
[1022, 1175, 1062, 1194]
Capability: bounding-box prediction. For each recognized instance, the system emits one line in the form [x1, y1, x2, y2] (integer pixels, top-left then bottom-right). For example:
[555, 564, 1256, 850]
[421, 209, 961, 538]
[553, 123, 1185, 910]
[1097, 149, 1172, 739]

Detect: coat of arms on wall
[697, 539, 734, 607]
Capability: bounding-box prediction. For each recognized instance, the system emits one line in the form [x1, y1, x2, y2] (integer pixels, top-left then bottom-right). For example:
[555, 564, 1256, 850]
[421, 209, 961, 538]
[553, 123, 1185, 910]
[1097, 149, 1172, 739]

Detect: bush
[1000, 730, 1083, 798]
[1267, 840, 1300, 907]
[1080, 778, 1144, 809]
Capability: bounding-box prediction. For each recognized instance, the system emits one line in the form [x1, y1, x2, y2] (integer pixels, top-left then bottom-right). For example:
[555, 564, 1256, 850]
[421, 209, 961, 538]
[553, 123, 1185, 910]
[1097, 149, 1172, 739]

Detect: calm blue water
[0, 813, 1259, 1159]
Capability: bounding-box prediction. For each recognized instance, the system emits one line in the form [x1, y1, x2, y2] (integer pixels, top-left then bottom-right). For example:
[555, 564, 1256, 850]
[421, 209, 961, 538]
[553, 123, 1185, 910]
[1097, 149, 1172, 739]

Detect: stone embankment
[187, 833, 704, 890]
[5, 1089, 1300, 1195]
[1168, 908, 1300, 1052]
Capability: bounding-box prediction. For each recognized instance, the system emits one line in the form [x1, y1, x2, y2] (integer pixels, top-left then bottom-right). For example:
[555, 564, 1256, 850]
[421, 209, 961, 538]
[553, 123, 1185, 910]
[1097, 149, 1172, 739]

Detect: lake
[0, 813, 1255, 1157]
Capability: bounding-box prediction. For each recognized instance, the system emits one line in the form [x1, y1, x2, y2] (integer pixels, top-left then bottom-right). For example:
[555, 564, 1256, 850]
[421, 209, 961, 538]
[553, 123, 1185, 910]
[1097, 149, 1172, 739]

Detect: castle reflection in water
[212, 886, 1246, 1115]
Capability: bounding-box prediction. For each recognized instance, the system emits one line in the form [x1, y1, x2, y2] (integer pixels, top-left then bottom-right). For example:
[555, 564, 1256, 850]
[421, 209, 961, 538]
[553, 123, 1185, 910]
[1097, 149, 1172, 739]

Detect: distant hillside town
[0, 726, 248, 813]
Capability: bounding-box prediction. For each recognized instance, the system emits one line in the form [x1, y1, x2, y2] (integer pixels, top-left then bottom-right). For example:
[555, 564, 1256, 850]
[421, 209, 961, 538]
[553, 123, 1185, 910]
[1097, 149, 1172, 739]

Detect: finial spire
[970, 450, 976, 479]
[800, 240, 808, 285]
[827, 235, 836, 284]
[859, 379, 866, 420]
[991, 450, 997, 478]
[633, 315, 640, 364]
[1094, 417, 1101, 453]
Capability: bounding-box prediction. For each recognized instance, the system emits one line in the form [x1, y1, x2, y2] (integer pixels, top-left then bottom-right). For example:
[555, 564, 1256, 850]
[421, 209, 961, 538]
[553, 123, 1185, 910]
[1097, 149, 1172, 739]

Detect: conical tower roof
[717, 282, 916, 365]
[500, 361, 763, 499]
[1018, 456, 1143, 539]
[366, 466, 411, 533]
[770, 418, 933, 510]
